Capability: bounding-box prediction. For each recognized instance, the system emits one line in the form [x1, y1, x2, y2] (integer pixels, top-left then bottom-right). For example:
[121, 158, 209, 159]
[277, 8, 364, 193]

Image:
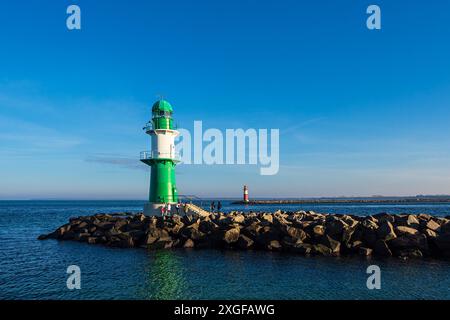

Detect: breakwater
[39, 211, 450, 259]
[232, 197, 450, 205]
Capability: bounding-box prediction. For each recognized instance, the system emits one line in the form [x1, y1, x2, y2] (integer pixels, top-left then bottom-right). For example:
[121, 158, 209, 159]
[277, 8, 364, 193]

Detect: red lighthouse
[243, 185, 249, 202]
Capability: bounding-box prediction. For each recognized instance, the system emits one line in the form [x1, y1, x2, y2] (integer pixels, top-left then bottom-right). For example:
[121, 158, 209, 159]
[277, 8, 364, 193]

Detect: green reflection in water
[141, 250, 188, 300]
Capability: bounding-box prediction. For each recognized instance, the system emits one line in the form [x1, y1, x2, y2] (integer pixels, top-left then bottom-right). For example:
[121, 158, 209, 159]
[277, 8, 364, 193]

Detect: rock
[144, 234, 158, 245]
[127, 230, 146, 242]
[376, 221, 397, 241]
[321, 235, 340, 254]
[313, 225, 325, 237]
[126, 221, 143, 231]
[398, 249, 423, 259]
[362, 228, 377, 247]
[267, 240, 282, 251]
[223, 228, 240, 244]
[232, 214, 245, 224]
[199, 220, 219, 234]
[94, 222, 115, 230]
[114, 219, 128, 230]
[361, 218, 378, 230]
[418, 214, 432, 221]
[261, 213, 273, 224]
[243, 222, 262, 237]
[434, 234, 450, 252]
[134, 213, 146, 222]
[74, 233, 90, 242]
[373, 240, 392, 256]
[424, 229, 438, 238]
[181, 226, 205, 241]
[291, 243, 313, 254]
[424, 220, 441, 232]
[395, 226, 419, 236]
[313, 244, 333, 256]
[236, 235, 254, 249]
[389, 234, 428, 253]
[38, 234, 48, 240]
[325, 217, 348, 236]
[342, 226, 357, 247]
[341, 215, 359, 227]
[285, 226, 307, 242]
[147, 238, 173, 250]
[148, 226, 169, 239]
[441, 222, 450, 234]
[359, 247, 373, 256]
[183, 239, 195, 248]
[406, 215, 420, 227]
[373, 213, 395, 223]
[87, 237, 98, 244]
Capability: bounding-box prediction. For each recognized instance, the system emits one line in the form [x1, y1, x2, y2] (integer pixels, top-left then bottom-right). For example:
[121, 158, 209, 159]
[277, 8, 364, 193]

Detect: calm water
[0, 200, 449, 300]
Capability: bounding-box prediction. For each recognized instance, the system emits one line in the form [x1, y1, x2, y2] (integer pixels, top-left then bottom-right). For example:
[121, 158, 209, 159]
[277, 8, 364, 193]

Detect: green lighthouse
[141, 99, 179, 215]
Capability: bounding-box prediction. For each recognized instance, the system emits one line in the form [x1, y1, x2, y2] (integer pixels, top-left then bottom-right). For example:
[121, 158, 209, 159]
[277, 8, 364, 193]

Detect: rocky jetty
[38, 211, 450, 259]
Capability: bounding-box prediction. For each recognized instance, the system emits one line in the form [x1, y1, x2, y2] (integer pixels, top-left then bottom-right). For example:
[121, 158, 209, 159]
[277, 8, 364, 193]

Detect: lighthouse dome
[152, 100, 173, 113]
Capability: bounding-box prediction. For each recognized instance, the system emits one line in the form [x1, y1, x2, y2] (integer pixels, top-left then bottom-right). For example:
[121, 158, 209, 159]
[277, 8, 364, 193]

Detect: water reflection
[141, 250, 188, 300]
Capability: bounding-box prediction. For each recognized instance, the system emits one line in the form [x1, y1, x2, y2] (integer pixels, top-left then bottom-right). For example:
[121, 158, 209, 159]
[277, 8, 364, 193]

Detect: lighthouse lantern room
[140, 99, 179, 215]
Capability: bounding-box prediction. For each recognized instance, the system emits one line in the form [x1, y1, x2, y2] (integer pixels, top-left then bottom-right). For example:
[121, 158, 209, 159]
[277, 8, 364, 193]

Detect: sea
[0, 200, 449, 300]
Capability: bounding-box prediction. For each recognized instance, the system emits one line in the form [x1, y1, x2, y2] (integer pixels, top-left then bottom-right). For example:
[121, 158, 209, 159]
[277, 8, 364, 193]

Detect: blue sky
[1, 0, 450, 199]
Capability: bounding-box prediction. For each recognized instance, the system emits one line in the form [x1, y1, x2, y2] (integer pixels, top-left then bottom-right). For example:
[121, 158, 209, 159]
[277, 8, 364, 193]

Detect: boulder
[285, 226, 307, 242]
[199, 220, 219, 234]
[290, 243, 313, 254]
[134, 213, 146, 222]
[395, 226, 419, 236]
[362, 228, 377, 247]
[321, 235, 341, 254]
[423, 220, 440, 232]
[406, 215, 420, 227]
[232, 214, 245, 224]
[373, 239, 392, 256]
[183, 239, 195, 248]
[325, 217, 348, 236]
[376, 221, 397, 241]
[148, 227, 169, 239]
[147, 238, 173, 250]
[359, 247, 373, 256]
[313, 225, 325, 237]
[424, 229, 438, 238]
[398, 249, 423, 259]
[434, 234, 450, 252]
[361, 218, 378, 230]
[267, 240, 282, 251]
[181, 226, 205, 241]
[440, 222, 450, 234]
[243, 222, 262, 237]
[223, 228, 240, 244]
[373, 213, 395, 223]
[418, 214, 432, 221]
[87, 237, 98, 244]
[38, 234, 48, 240]
[313, 244, 333, 256]
[389, 234, 428, 253]
[236, 235, 254, 249]
[94, 222, 115, 230]
[74, 233, 90, 242]
[261, 213, 273, 224]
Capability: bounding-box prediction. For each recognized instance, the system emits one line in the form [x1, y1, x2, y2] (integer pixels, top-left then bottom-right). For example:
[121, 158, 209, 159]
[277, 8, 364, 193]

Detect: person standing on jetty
[160, 204, 166, 219]
[166, 203, 172, 217]
[210, 201, 215, 213]
[176, 202, 180, 215]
